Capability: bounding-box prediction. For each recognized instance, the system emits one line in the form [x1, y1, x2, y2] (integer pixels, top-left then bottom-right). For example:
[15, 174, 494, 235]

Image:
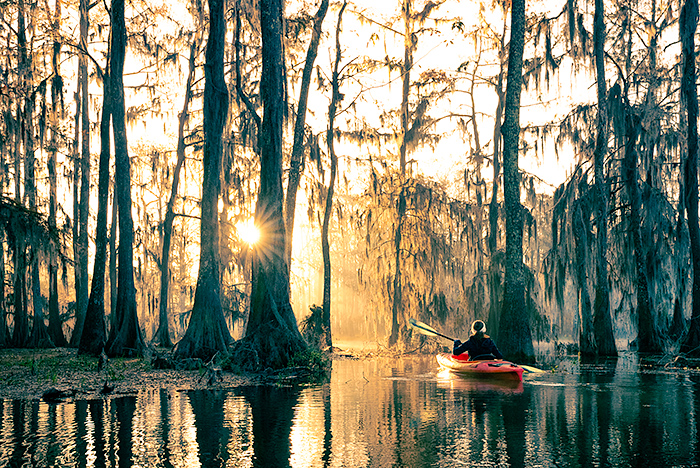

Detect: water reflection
[0, 353, 698, 467]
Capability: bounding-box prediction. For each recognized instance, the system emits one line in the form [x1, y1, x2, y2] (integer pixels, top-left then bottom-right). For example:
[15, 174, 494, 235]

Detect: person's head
[471, 320, 486, 337]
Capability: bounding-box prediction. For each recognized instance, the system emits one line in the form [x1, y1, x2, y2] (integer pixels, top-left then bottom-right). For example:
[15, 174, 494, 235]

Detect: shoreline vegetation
[0, 345, 369, 402]
[3, 346, 699, 402]
[0, 347, 330, 402]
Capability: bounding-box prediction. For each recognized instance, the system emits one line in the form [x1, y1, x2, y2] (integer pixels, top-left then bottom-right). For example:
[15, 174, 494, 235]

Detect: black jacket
[453, 335, 503, 360]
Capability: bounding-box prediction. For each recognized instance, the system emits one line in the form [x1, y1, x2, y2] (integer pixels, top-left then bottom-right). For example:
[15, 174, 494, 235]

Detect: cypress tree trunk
[574, 198, 596, 354]
[680, 0, 700, 354]
[624, 114, 660, 352]
[80, 40, 112, 356]
[70, 0, 90, 346]
[591, 0, 616, 356]
[320, 2, 347, 351]
[105, 0, 145, 357]
[47, 0, 67, 347]
[110, 189, 118, 322]
[488, 58, 505, 339]
[283, 0, 329, 268]
[498, 0, 534, 361]
[12, 245, 29, 346]
[18, 0, 52, 348]
[173, 0, 232, 360]
[156, 41, 198, 349]
[0, 131, 5, 346]
[388, 0, 414, 347]
[232, 0, 307, 370]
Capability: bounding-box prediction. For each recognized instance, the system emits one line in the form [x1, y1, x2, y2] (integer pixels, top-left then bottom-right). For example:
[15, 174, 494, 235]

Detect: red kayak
[436, 353, 524, 382]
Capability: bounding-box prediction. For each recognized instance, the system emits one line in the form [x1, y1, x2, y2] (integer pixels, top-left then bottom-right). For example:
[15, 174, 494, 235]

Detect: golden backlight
[236, 218, 261, 246]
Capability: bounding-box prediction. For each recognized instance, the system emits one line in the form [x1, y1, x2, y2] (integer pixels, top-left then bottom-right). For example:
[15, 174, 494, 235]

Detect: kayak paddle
[409, 317, 545, 373]
[520, 364, 545, 373]
[409, 318, 456, 341]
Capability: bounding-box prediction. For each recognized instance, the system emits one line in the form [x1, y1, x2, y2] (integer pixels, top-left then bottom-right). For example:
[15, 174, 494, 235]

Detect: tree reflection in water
[0, 354, 699, 467]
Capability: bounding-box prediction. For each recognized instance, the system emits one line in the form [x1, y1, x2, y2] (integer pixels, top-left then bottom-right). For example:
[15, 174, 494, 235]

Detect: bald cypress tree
[105, 0, 145, 357]
[680, 0, 700, 355]
[173, 0, 232, 360]
[497, 0, 534, 361]
[230, 0, 308, 369]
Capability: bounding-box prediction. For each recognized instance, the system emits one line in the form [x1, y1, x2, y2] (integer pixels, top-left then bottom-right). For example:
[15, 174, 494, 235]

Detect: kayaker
[453, 320, 504, 360]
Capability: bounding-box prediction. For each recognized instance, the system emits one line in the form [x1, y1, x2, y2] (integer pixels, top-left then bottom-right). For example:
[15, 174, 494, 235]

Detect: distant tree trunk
[12, 6, 29, 345]
[488, 56, 505, 339]
[388, 0, 414, 347]
[320, 1, 347, 351]
[173, 0, 232, 360]
[497, 0, 533, 361]
[156, 41, 197, 349]
[591, 0, 617, 357]
[0, 130, 5, 346]
[47, 0, 67, 347]
[283, 0, 329, 268]
[18, 0, 51, 348]
[110, 189, 118, 322]
[232, 0, 307, 370]
[11, 244, 29, 346]
[80, 47, 112, 356]
[0, 233, 5, 346]
[0, 55, 5, 343]
[0, 244, 5, 347]
[71, 0, 90, 346]
[680, 0, 700, 355]
[105, 0, 145, 357]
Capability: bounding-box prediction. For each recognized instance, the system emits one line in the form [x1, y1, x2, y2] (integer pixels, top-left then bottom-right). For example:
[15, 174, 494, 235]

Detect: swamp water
[0, 352, 697, 467]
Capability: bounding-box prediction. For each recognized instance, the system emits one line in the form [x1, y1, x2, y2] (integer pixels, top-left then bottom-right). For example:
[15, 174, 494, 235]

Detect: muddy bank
[0, 347, 258, 401]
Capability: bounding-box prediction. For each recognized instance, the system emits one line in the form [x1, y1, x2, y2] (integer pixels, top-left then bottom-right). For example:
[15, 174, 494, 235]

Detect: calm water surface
[0, 352, 696, 467]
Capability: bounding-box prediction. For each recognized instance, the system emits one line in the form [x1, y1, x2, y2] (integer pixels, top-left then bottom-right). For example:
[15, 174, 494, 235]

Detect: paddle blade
[521, 365, 545, 373]
[409, 318, 440, 337]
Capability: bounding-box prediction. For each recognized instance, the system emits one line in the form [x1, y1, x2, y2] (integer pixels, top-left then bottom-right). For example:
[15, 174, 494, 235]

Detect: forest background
[0, 0, 698, 363]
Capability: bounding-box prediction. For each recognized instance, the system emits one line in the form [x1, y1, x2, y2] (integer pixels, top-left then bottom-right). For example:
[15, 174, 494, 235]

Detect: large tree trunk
[624, 114, 661, 352]
[156, 41, 198, 349]
[574, 198, 596, 354]
[631, 2, 664, 353]
[591, 0, 617, 356]
[105, 0, 145, 357]
[497, 0, 534, 361]
[47, 0, 67, 347]
[320, 2, 347, 351]
[283, 0, 329, 268]
[680, 0, 700, 355]
[80, 40, 112, 356]
[70, 0, 91, 346]
[173, 0, 232, 360]
[232, 0, 307, 370]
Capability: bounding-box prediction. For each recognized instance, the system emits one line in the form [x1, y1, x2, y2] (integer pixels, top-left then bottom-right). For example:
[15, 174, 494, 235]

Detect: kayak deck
[436, 353, 524, 382]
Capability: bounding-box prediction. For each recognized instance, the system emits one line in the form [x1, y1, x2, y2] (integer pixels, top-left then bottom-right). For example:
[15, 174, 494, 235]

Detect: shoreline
[0, 347, 259, 401]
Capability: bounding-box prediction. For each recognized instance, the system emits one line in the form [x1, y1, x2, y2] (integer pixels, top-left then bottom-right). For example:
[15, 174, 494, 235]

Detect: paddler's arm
[453, 340, 469, 356]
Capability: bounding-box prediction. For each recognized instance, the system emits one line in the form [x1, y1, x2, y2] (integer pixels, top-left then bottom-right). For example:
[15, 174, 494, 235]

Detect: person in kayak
[453, 320, 504, 360]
